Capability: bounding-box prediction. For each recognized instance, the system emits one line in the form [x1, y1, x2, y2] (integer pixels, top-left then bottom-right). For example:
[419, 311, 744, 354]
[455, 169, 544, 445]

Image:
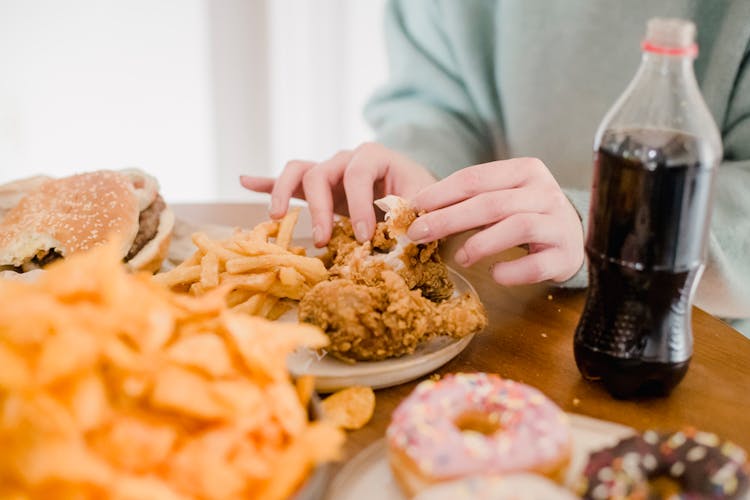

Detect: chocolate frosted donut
[579, 428, 749, 499]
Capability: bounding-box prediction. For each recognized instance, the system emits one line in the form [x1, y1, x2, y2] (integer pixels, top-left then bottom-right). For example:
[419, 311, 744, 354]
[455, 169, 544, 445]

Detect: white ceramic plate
[325, 413, 635, 500]
[168, 218, 482, 392]
[286, 267, 480, 392]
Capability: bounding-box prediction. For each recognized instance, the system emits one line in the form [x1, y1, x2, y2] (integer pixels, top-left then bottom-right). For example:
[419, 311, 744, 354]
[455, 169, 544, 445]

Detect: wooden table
[173, 203, 750, 466]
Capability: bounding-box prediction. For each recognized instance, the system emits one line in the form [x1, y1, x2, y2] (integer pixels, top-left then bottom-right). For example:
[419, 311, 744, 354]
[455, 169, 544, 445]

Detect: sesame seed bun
[0, 169, 173, 273]
[0, 175, 52, 221]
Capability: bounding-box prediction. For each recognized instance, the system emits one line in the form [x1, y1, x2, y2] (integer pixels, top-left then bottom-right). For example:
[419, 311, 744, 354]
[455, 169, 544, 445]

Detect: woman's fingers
[340, 143, 437, 242]
[456, 213, 582, 285]
[407, 155, 584, 287]
[490, 249, 565, 286]
[410, 158, 548, 212]
[302, 172, 335, 247]
[240, 175, 305, 212]
[407, 188, 550, 243]
[302, 151, 352, 246]
[455, 213, 559, 268]
[239, 175, 275, 194]
[242, 142, 443, 248]
[269, 160, 315, 218]
[343, 143, 393, 242]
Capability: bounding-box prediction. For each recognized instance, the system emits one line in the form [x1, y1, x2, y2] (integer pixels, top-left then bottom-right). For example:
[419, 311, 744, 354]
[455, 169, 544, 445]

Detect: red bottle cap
[642, 18, 698, 57]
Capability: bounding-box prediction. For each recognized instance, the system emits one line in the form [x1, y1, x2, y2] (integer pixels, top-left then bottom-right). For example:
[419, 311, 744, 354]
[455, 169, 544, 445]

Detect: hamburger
[0, 174, 51, 220]
[0, 169, 174, 273]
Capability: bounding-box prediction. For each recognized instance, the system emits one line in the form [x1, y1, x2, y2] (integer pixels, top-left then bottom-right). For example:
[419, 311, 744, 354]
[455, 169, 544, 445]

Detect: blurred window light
[268, 0, 387, 174]
[0, 0, 216, 202]
[0, 0, 386, 202]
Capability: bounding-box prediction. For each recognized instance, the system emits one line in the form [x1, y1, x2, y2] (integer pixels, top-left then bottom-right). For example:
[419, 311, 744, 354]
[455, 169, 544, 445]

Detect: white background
[0, 0, 387, 202]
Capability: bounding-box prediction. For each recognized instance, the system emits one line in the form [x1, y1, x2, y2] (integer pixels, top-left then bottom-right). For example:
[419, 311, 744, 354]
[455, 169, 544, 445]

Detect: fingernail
[354, 221, 369, 242]
[312, 225, 324, 246]
[407, 220, 430, 242]
[455, 248, 469, 267]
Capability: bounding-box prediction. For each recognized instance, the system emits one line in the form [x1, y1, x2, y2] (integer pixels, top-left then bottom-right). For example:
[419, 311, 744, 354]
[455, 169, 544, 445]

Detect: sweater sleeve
[695, 69, 750, 319]
[556, 187, 591, 289]
[679, 11, 750, 322]
[364, 0, 496, 179]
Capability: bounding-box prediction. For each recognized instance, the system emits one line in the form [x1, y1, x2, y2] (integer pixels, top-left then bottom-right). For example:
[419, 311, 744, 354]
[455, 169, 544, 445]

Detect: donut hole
[648, 476, 682, 497]
[454, 411, 501, 436]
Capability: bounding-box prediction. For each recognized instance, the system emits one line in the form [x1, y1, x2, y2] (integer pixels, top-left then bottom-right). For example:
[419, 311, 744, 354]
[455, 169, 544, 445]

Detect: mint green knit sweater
[365, 0, 750, 336]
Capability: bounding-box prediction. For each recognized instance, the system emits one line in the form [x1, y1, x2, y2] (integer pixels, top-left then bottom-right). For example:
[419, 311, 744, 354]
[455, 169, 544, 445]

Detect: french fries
[154, 208, 324, 319]
[0, 242, 343, 500]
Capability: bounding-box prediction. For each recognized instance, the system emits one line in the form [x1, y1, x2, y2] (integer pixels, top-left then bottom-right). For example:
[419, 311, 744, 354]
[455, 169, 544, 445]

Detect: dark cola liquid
[575, 128, 716, 398]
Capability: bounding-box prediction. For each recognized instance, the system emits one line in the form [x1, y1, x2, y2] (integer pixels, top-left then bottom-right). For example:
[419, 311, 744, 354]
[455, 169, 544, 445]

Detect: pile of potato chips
[154, 209, 327, 319]
[0, 242, 343, 500]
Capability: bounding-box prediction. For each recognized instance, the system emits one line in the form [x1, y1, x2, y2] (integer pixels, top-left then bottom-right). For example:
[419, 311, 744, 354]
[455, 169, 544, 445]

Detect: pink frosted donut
[387, 373, 572, 496]
[413, 474, 579, 500]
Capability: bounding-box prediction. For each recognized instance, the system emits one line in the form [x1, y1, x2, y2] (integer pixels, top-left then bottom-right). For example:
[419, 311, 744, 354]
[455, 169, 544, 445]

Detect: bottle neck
[638, 51, 695, 78]
[627, 51, 701, 105]
[593, 38, 722, 164]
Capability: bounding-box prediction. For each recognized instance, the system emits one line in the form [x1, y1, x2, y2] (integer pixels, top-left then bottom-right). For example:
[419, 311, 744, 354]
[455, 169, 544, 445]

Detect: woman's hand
[408, 158, 584, 286]
[240, 142, 436, 247]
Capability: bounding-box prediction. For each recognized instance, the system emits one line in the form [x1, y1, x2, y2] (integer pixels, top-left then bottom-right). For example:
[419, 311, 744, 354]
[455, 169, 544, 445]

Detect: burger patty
[125, 194, 166, 261]
[18, 249, 63, 271]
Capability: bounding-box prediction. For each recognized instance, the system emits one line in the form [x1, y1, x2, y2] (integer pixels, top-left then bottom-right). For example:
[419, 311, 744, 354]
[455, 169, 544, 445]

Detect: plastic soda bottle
[574, 18, 722, 398]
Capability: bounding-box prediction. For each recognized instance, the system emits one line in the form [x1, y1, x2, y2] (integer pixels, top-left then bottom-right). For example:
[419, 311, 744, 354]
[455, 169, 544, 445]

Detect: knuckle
[486, 193, 507, 220]
[548, 189, 569, 210]
[515, 215, 535, 240]
[332, 149, 352, 162]
[523, 157, 547, 177]
[352, 142, 385, 158]
[527, 258, 549, 282]
[283, 159, 310, 173]
[342, 164, 359, 184]
[462, 237, 487, 262]
[354, 141, 381, 157]
[552, 251, 579, 282]
[301, 169, 318, 188]
[457, 167, 484, 197]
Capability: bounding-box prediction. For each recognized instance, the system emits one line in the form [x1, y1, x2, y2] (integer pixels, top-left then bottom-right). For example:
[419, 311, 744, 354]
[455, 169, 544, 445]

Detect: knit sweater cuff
[557, 187, 590, 289]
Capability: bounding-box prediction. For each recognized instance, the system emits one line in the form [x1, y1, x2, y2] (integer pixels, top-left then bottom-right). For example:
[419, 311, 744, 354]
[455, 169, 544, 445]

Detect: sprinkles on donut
[578, 428, 750, 499]
[386, 372, 572, 496]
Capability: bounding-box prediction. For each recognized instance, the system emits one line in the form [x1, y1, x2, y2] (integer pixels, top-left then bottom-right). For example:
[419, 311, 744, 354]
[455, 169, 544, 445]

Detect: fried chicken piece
[398, 241, 453, 302]
[299, 272, 432, 362]
[324, 217, 453, 302]
[300, 196, 487, 362]
[299, 271, 486, 362]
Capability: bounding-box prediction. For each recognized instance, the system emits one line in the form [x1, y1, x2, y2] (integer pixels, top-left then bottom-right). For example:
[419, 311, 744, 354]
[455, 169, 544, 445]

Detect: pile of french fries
[154, 209, 327, 319]
[0, 242, 343, 500]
